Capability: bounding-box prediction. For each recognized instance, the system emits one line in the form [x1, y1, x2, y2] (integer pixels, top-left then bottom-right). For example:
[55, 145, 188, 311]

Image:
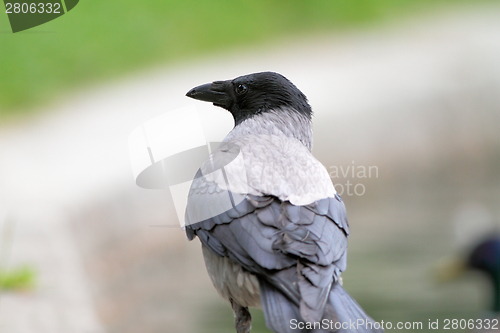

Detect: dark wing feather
[185, 190, 349, 322]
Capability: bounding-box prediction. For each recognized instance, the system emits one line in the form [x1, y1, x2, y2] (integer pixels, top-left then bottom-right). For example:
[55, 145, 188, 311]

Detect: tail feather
[259, 279, 305, 333]
[326, 283, 384, 333]
[259, 280, 384, 333]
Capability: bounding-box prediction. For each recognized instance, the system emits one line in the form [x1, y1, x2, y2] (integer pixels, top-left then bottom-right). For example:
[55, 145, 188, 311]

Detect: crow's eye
[235, 84, 248, 95]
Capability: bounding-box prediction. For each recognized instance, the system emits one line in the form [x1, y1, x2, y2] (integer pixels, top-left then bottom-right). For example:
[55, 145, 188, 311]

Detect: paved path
[0, 4, 499, 332]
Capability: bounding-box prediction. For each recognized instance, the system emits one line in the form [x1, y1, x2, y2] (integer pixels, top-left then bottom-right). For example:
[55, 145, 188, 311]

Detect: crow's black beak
[186, 81, 232, 109]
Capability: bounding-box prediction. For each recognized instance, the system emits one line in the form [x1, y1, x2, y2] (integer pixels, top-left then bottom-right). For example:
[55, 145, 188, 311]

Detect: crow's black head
[186, 72, 312, 126]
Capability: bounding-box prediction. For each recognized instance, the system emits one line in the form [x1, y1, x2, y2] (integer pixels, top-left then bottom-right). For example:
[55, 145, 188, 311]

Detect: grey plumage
[185, 72, 383, 333]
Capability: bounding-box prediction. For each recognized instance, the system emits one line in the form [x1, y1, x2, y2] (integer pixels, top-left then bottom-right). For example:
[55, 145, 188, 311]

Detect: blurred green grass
[0, 0, 493, 118]
[0, 266, 36, 291]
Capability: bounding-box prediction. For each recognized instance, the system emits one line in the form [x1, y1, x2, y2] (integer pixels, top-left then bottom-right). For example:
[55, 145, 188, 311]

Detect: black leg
[230, 299, 252, 333]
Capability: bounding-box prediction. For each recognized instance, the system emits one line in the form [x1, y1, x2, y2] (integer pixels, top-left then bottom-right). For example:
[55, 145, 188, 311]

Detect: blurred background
[1, 1, 500, 332]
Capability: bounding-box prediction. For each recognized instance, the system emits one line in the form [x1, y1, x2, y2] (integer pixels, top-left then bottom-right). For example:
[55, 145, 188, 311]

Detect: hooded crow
[185, 72, 383, 333]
